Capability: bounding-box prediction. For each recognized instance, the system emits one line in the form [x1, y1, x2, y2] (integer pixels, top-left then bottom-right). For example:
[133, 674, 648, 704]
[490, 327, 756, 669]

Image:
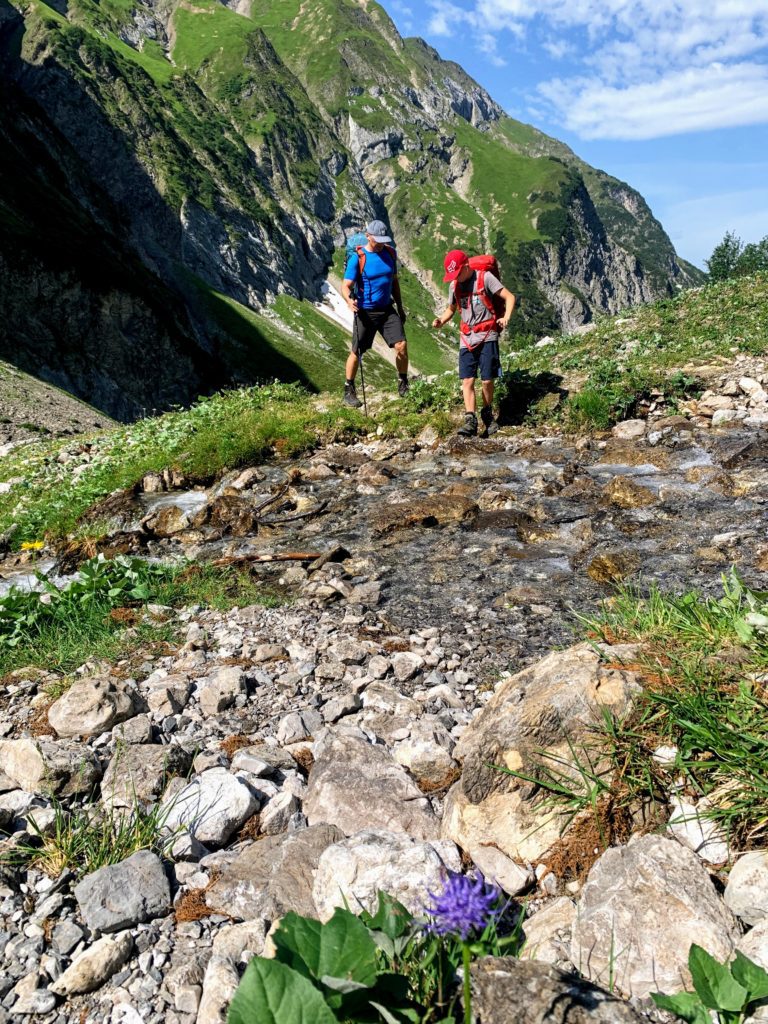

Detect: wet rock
[101, 743, 191, 809]
[304, 731, 438, 839]
[611, 419, 646, 441]
[145, 505, 190, 537]
[51, 930, 133, 996]
[162, 767, 258, 846]
[74, 850, 170, 933]
[48, 677, 137, 738]
[205, 823, 343, 920]
[586, 551, 640, 584]
[443, 644, 640, 862]
[470, 957, 650, 1023]
[724, 851, 768, 925]
[313, 829, 461, 921]
[520, 897, 577, 964]
[208, 495, 259, 537]
[0, 737, 100, 796]
[571, 834, 739, 998]
[601, 477, 657, 508]
[371, 494, 478, 534]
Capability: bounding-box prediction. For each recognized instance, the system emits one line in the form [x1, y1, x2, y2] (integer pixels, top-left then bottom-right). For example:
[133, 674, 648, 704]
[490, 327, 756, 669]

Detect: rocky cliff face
[0, 0, 703, 418]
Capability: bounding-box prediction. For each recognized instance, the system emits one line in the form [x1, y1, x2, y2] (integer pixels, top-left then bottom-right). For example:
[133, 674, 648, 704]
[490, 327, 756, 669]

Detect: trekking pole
[359, 346, 368, 418]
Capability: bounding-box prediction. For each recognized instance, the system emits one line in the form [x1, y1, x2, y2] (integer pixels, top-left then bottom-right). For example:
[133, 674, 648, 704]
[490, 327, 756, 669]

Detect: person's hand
[431, 317, 441, 329]
[497, 315, 510, 329]
[346, 297, 359, 313]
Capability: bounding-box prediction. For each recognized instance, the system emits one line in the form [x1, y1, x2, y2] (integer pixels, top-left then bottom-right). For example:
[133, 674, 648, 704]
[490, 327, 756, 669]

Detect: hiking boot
[480, 405, 499, 437]
[344, 382, 362, 408]
[398, 376, 410, 397]
[457, 412, 478, 437]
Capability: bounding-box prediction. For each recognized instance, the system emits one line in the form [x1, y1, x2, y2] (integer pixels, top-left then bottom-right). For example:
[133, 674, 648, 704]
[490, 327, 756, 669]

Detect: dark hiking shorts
[459, 338, 501, 381]
[352, 306, 406, 355]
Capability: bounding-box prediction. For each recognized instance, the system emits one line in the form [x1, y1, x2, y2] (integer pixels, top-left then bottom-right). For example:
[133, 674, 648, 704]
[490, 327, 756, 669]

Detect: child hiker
[431, 249, 515, 437]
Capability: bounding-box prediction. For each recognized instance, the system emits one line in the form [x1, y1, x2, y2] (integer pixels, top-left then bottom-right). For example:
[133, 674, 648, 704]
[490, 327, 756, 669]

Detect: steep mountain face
[0, 0, 703, 418]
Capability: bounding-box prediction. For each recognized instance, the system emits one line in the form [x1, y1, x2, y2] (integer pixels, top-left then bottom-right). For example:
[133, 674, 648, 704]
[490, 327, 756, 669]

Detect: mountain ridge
[0, 0, 704, 419]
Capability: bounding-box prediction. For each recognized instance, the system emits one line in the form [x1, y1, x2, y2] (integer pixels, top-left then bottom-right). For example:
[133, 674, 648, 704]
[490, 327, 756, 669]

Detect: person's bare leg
[345, 351, 359, 381]
[481, 379, 494, 408]
[394, 340, 408, 375]
[462, 377, 477, 413]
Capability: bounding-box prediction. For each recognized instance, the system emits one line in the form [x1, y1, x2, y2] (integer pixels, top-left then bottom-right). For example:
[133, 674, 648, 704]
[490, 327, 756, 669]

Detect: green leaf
[734, 618, 755, 643]
[650, 991, 711, 1023]
[360, 892, 413, 940]
[730, 950, 768, 1002]
[368, 1004, 421, 1024]
[273, 909, 378, 987]
[227, 957, 338, 1024]
[688, 944, 748, 1011]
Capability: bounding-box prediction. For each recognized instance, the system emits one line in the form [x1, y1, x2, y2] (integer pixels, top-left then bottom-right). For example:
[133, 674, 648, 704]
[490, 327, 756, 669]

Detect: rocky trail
[0, 359, 767, 1023]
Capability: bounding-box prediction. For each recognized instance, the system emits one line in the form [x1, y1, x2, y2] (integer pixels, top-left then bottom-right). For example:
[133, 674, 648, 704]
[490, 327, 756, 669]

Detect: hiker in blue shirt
[341, 220, 409, 407]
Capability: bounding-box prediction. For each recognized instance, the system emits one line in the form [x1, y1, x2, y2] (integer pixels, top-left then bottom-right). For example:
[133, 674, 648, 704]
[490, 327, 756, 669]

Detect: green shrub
[653, 944, 768, 1023]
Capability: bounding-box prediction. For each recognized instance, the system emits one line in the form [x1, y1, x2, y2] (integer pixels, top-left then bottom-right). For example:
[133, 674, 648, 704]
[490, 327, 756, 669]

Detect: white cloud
[428, 0, 768, 139]
[539, 63, 768, 139]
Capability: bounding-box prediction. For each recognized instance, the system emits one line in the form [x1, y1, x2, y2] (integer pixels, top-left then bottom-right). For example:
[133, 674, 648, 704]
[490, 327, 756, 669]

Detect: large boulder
[161, 768, 258, 846]
[0, 737, 100, 796]
[74, 850, 170, 933]
[48, 677, 137, 738]
[470, 957, 651, 1023]
[304, 730, 438, 839]
[205, 823, 343, 921]
[101, 743, 192, 809]
[571, 835, 740, 999]
[442, 644, 640, 862]
[312, 829, 461, 922]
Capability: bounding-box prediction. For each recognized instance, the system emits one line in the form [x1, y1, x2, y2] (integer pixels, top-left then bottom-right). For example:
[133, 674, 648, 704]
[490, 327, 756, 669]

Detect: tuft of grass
[572, 571, 768, 846]
[6, 796, 176, 878]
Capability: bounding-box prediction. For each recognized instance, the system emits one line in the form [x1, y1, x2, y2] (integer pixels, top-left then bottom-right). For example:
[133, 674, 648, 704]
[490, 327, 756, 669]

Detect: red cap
[443, 249, 468, 282]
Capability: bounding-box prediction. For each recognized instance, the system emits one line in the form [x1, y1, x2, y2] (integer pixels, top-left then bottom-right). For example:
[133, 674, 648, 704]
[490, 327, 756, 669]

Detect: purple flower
[424, 871, 501, 940]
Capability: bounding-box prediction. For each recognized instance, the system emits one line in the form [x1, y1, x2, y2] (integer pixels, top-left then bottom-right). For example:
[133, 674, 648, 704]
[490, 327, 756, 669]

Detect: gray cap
[365, 219, 393, 244]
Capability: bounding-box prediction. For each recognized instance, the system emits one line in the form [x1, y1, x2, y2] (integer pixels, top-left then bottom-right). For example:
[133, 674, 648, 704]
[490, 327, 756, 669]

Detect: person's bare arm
[391, 276, 406, 323]
[341, 278, 358, 314]
[431, 302, 457, 329]
[496, 287, 516, 329]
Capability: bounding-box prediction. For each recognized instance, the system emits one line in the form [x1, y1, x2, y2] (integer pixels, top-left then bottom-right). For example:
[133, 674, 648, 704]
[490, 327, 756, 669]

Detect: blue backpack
[344, 232, 396, 296]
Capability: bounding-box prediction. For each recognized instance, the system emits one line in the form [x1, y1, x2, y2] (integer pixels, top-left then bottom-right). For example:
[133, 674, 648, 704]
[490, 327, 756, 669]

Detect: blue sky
[379, 0, 768, 270]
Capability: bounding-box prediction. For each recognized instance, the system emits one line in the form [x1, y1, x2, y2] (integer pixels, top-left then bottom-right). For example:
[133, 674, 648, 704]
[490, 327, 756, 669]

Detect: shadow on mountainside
[0, 5, 314, 419]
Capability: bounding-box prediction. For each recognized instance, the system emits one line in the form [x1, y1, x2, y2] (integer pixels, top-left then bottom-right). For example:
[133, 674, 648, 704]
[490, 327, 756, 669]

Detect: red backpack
[454, 254, 507, 349]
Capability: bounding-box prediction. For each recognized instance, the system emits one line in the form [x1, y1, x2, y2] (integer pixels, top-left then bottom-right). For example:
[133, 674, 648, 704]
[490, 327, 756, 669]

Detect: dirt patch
[418, 767, 461, 795]
[29, 701, 56, 738]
